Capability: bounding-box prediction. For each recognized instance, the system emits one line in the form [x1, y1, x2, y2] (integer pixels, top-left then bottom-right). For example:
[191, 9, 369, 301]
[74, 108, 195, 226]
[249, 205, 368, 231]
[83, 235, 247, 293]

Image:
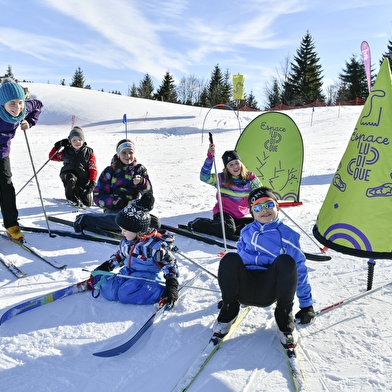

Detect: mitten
[159, 277, 179, 309]
[94, 260, 113, 272]
[55, 138, 69, 150]
[84, 180, 96, 194]
[88, 181, 96, 193]
[295, 306, 315, 324]
[86, 260, 113, 293]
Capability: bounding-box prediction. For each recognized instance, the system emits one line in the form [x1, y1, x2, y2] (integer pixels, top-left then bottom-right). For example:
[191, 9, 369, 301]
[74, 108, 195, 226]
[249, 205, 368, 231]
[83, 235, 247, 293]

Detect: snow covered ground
[1, 83, 392, 392]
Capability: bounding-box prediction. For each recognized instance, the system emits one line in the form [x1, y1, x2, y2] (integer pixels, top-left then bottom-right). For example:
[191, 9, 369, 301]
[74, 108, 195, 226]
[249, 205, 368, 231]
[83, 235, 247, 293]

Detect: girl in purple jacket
[73, 139, 160, 233]
[0, 78, 43, 241]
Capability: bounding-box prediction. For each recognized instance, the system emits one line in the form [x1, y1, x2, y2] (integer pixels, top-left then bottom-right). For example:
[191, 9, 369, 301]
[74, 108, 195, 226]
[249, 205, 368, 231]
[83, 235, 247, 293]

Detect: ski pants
[217, 252, 298, 333]
[0, 156, 18, 228]
[73, 211, 161, 233]
[98, 274, 165, 305]
[189, 212, 253, 240]
[60, 172, 92, 206]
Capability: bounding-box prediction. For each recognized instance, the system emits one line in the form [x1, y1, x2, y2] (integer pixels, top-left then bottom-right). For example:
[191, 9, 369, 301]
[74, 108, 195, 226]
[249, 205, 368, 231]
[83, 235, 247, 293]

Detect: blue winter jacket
[237, 217, 314, 308]
[109, 229, 178, 282]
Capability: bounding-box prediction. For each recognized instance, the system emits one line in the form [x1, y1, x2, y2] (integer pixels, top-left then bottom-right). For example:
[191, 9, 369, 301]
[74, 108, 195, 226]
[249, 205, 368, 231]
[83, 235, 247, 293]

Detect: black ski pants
[217, 252, 298, 332]
[0, 156, 18, 229]
[190, 212, 253, 240]
[73, 212, 161, 233]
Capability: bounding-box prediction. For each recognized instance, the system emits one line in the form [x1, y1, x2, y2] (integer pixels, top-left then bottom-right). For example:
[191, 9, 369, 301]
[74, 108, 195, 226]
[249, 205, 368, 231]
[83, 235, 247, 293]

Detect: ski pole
[173, 248, 218, 280]
[16, 148, 61, 196]
[279, 208, 328, 254]
[209, 132, 227, 251]
[22, 127, 54, 237]
[90, 270, 219, 292]
[314, 278, 392, 317]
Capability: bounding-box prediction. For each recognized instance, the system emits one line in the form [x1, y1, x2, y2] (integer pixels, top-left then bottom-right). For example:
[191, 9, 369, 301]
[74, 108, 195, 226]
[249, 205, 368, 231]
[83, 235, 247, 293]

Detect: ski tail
[0, 280, 88, 325]
[93, 271, 203, 357]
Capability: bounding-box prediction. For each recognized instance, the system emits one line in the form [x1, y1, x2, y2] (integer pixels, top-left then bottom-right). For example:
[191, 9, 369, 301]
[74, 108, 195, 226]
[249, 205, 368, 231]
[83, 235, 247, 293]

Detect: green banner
[313, 58, 392, 258]
[232, 74, 244, 100]
[235, 112, 303, 201]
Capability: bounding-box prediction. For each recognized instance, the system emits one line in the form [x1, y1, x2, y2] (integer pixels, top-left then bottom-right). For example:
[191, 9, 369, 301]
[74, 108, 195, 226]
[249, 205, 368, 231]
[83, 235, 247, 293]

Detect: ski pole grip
[209, 132, 213, 144]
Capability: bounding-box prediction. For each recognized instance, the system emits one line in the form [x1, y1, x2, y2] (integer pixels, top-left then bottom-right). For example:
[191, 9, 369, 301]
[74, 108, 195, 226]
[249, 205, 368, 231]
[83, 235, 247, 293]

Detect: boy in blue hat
[0, 78, 43, 241]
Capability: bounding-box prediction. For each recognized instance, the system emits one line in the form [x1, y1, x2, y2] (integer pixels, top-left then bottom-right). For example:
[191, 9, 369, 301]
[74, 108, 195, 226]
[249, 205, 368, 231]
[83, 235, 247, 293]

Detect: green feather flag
[313, 58, 392, 258]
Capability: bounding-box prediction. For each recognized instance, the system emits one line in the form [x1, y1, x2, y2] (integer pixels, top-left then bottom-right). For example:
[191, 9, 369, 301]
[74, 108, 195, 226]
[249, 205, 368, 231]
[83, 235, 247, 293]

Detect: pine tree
[1, 65, 15, 83]
[199, 87, 208, 107]
[337, 54, 369, 101]
[380, 37, 392, 72]
[70, 67, 85, 88]
[137, 74, 154, 99]
[265, 78, 281, 108]
[284, 31, 325, 105]
[207, 64, 225, 106]
[244, 90, 259, 110]
[222, 69, 233, 104]
[129, 83, 138, 97]
[5, 65, 14, 79]
[155, 71, 177, 102]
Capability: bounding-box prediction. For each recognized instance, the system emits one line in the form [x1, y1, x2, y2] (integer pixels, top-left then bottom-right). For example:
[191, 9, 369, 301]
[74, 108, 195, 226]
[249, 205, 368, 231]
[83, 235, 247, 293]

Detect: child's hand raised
[133, 175, 143, 185]
[207, 143, 215, 158]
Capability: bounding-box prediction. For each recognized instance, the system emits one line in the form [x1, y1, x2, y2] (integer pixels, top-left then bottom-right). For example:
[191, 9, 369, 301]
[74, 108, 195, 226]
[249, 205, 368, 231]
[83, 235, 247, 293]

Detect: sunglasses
[252, 201, 276, 213]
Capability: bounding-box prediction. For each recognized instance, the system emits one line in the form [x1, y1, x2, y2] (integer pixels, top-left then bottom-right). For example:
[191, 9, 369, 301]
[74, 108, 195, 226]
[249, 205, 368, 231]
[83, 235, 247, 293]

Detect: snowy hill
[1, 83, 391, 392]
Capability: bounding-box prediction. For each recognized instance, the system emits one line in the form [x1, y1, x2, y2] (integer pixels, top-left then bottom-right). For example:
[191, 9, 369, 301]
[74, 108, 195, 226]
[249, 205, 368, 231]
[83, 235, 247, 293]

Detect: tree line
[2, 30, 392, 110]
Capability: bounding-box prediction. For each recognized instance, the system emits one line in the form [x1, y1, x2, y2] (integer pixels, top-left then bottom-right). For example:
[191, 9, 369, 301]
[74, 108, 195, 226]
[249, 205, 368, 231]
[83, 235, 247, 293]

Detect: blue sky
[1, 0, 391, 106]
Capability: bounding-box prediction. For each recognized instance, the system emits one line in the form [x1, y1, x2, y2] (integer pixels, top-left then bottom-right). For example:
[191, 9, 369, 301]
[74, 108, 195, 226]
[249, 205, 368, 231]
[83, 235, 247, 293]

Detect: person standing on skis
[0, 78, 43, 241]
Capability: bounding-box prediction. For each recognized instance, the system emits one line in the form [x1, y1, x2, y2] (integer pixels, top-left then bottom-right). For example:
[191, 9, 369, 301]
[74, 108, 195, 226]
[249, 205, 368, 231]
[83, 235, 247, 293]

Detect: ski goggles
[252, 200, 276, 213]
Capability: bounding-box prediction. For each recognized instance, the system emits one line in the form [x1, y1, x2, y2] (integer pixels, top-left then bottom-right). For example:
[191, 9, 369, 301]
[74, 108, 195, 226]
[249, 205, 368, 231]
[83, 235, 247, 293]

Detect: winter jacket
[200, 155, 262, 219]
[237, 217, 314, 308]
[108, 229, 178, 280]
[0, 99, 43, 159]
[49, 143, 97, 184]
[93, 156, 152, 211]
[98, 229, 179, 304]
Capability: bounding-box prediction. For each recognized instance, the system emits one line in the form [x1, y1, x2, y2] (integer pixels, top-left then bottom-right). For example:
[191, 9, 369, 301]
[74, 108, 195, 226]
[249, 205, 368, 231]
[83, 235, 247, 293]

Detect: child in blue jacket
[91, 192, 179, 307]
[212, 187, 315, 347]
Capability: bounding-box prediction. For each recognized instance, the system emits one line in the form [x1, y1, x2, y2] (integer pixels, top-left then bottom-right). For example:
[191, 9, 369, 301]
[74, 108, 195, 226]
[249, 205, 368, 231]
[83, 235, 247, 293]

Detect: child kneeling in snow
[90, 192, 179, 307]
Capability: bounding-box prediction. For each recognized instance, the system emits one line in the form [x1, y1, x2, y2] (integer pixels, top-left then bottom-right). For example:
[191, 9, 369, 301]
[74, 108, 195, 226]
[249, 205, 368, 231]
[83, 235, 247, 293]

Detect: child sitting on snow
[49, 126, 97, 207]
[89, 192, 179, 307]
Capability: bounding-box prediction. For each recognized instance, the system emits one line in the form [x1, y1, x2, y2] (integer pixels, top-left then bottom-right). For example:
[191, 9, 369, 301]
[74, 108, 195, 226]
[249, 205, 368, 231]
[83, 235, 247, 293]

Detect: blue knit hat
[0, 79, 25, 105]
[0, 79, 26, 123]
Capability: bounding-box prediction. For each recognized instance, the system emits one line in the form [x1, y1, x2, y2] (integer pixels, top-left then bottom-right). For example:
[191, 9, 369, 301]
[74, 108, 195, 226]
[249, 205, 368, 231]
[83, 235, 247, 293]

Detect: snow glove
[84, 180, 96, 195]
[54, 138, 69, 150]
[295, 306, 316, 324]
[94, 260, 113, 272]
[159, 277, 179, 309]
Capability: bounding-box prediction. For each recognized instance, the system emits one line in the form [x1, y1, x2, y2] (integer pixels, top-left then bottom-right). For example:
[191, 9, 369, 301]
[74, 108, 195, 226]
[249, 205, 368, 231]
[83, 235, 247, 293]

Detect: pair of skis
[0, 232, 67, 278]
[0, 270, 203, 358]
[171, 306, 306, 392]
[0, 251, 27, 278]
